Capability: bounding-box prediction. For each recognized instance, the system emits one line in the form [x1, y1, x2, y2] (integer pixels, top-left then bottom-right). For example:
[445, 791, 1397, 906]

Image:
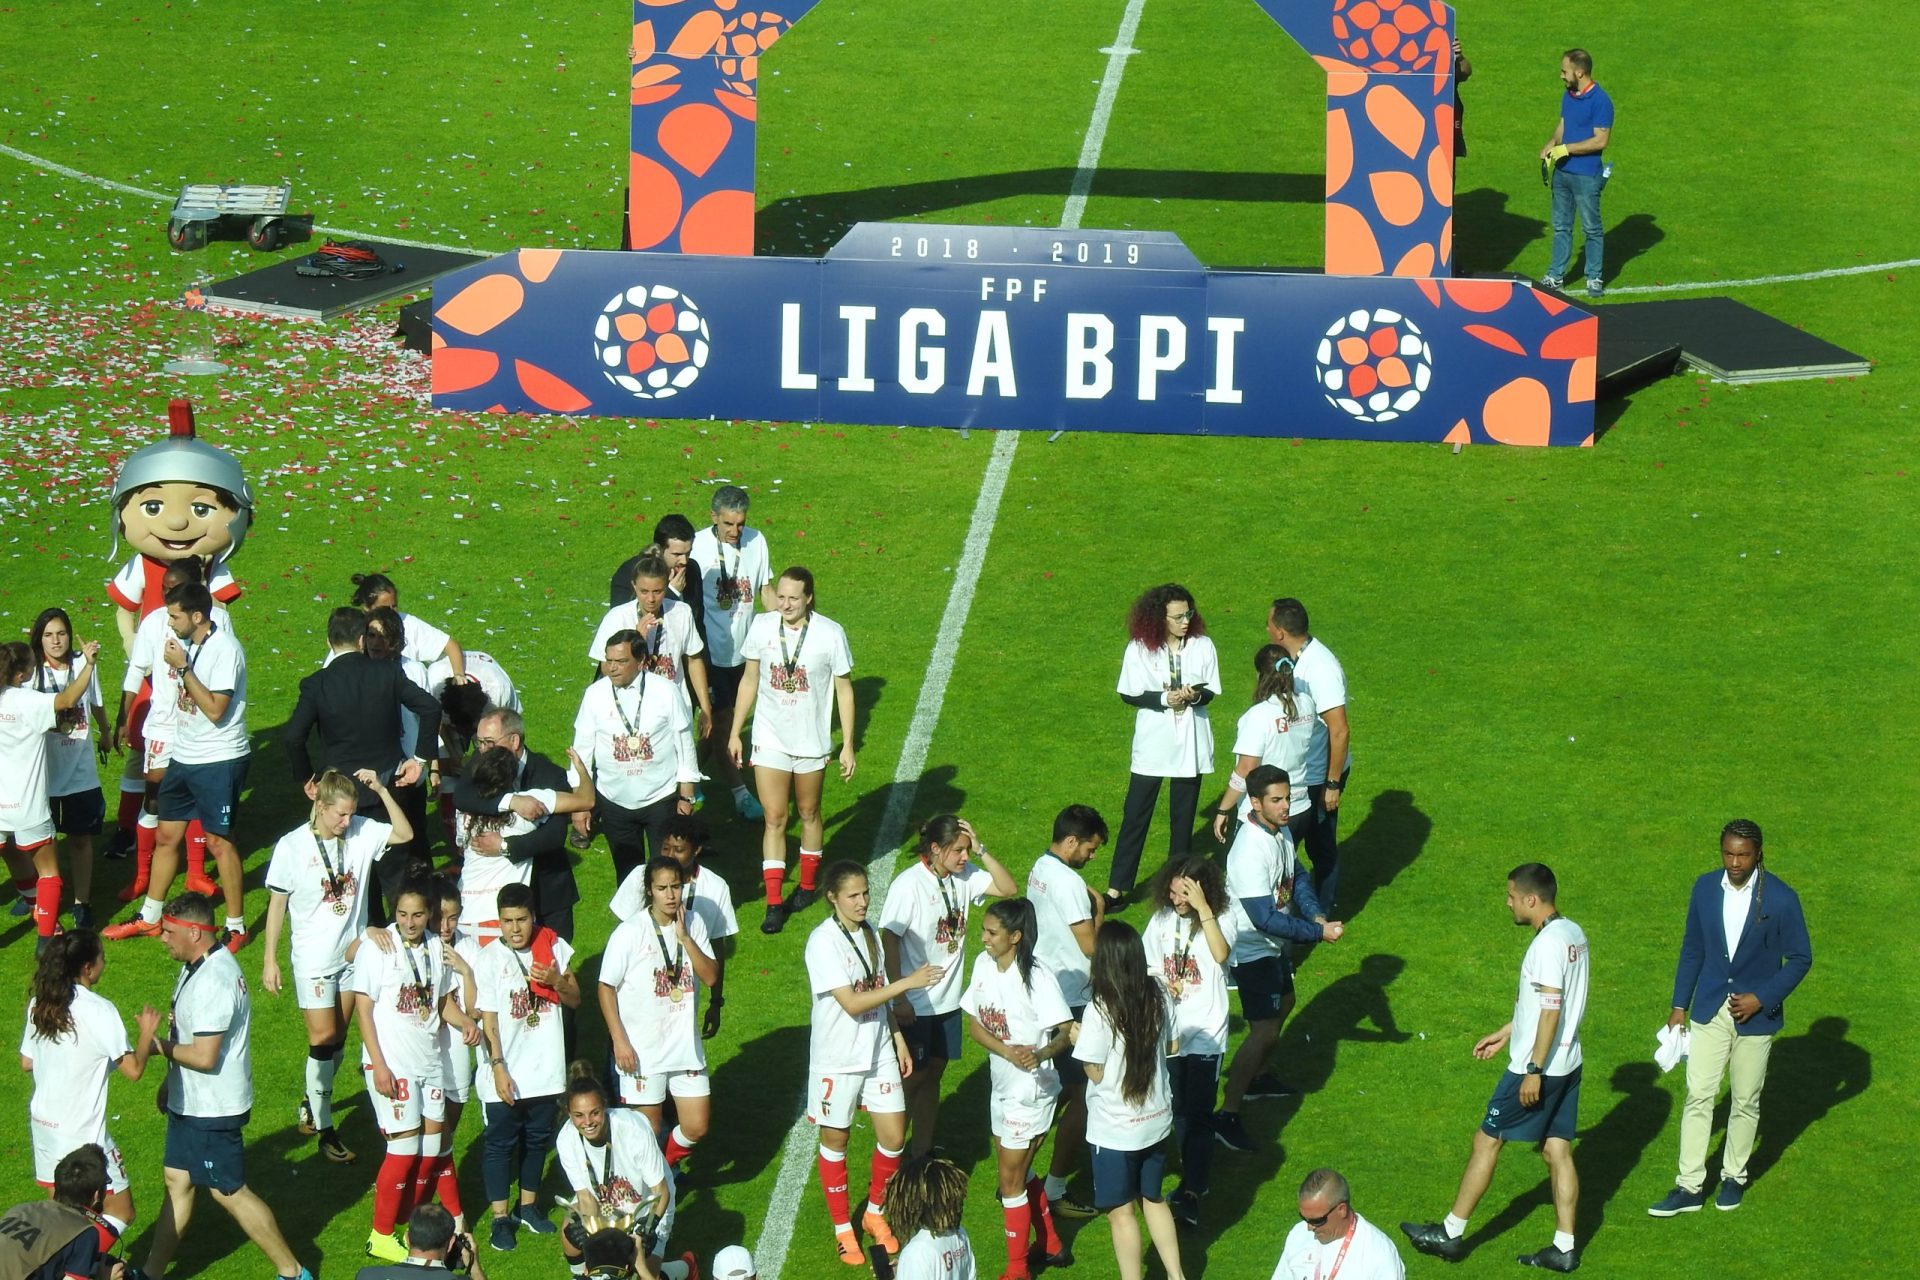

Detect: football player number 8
[394, 1078, 411, 1101]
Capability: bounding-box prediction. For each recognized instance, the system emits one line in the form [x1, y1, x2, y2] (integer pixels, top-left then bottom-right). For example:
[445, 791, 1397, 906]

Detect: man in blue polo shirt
[1539, 48, 1614, 298]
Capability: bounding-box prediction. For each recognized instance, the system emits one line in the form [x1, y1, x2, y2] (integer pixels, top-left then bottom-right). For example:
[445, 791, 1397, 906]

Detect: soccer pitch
[1, 1, 1915, 1277]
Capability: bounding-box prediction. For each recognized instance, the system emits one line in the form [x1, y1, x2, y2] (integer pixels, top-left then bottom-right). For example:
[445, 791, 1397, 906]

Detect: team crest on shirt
[509, 987, 552, 1023]
[611, 732, 655, 764]
[652, 961, 693, 999]
[978, 1006, 1011, 1043]
[767, 662, 809, 694]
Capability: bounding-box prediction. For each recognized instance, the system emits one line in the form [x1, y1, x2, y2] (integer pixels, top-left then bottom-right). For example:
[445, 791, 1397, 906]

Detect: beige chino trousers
[1678, 1003, 1774, 1191]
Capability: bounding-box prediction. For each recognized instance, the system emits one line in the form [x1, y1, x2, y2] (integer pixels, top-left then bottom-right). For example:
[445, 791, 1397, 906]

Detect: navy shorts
[708, 662, 745, 710]
[51, 787, 105, 837]
[1090, 1140, 1168, 1210]
[155, 756, 249, 836]
[1053, 1005, 1087, 1090]
[1481, 1065, 1582, 1144]
[1232, 955, 1295, 1022]
[164, 1111, 249, 1192]
[901, 1008, 963, 1065]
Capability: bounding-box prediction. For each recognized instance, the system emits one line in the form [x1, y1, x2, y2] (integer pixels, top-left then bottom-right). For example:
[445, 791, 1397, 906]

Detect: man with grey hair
[690, 485, 774, 821]
[1272, 1169, 1404, 1280]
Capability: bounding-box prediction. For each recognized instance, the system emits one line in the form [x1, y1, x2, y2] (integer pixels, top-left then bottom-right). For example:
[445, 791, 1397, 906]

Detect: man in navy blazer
[1649, 819, 1812, 1216]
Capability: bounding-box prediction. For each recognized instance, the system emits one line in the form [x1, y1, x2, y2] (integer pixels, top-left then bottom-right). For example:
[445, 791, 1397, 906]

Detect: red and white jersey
[22, 987, 130, 1153]
[587, 600, 704, 708]
[805, 917, 892, 1074]
[556, 1108, 668, 1216]
[600, 911, 710, 1075]
[879, 860, 995, 1015]
[0, 687, 59, 834]
[475, 934, 574, 1102]
[1142, 907, 1239, 1057]
[960, 956, 1072, 1108]
[741, 611, 853, 758]
[106, 552, 239, 617]
[34, 660, 102, 798]
[349, 929, 454, 1084]
[265, 817, 387, 977]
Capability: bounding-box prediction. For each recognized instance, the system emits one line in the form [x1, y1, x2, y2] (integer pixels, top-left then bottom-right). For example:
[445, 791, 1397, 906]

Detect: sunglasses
[1301, 1202, 1347, 1228]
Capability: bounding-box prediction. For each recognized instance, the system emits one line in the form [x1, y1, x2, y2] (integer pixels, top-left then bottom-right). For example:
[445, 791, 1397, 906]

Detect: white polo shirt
[1721, 873, 1755, 958]
[1118, 636, 1219, 778]
[1291, 637, 1349, 784]
[1271, 1213, 1406, 1280]
[691, 526, 772, 668]
[571, 674, 698, 810]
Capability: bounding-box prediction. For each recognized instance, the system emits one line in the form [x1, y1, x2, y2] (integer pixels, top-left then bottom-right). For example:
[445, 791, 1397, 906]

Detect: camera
[444, 1233, 472, 1273]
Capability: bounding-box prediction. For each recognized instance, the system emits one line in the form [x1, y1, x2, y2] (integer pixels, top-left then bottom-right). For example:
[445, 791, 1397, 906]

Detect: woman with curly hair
[1106, 584, 1217, 905]
[888, 1154, 975, 1280]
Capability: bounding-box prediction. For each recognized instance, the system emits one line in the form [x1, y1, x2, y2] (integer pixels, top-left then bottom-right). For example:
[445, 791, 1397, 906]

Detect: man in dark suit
[609, 513, 706, 643]
[284, 607, 444, 911]
[354, 1205, 484, 1280]
[453, 705, 580, 941]
[1649, 819, 1813, 1216]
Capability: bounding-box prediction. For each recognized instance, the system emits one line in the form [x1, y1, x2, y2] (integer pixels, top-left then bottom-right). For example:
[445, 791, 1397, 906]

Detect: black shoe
[1518, 1245, 1579, 1272]
[516, 1205, 556, 1234]
[1400, 1222, 1468, 1262]
[761, 904, 789, 935]
[1242, 1073, 1299, 1100]
[786, 886, 817, 914]
[1211, 1111, 1254, 1152]
[1029, 1244, 1074, 1269]
[102, 829, 134, 861]
[70, 904, 95, 930]
[1167, 1188, 1201, 1226]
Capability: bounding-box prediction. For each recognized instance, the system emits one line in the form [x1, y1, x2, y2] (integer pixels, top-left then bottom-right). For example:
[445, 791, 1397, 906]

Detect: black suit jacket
[284, 652, 444, 806]
[451, 748, 580, 919]
[609, 553, 706, 643]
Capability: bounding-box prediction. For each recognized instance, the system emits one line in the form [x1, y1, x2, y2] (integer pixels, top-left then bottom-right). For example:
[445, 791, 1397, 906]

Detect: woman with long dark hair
[1, 638, 101, 951]
[1071, 920, 1185, 1280]
[29, 608, 111, 930]
[1141, 855, 1235, 1225]
[960, 898, 1074, 1278]
[1106, 584, 1217, 905]
[21, 929, 160, 1236]
[1208, 644, 1318, 847]
[350, 572, 468, 681]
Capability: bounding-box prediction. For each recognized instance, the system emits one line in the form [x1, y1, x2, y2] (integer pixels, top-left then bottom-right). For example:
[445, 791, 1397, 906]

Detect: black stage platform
[203, 241, 486, 321]
[1595, 295, 1869, 394]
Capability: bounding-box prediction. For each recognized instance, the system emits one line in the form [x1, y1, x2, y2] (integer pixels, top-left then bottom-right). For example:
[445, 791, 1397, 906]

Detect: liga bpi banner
[432, 225, 1597, 446]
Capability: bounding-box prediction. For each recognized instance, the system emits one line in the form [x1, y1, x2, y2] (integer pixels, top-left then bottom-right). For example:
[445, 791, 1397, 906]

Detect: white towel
[1655, 1023, 1690, 1073]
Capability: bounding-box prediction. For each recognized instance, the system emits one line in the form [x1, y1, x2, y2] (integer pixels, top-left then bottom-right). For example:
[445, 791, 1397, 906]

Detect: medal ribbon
[777, 618, 810, 691]
[611, 675, 648, 740]
[837, 919, 879, 989]
[312, 830, 347, 901]
[652, 915, 685, 996]
[588, 1129, 618, 1206]
[505, 944, 543, 1019]
[401, 935, 436, 1013]
[1171, 914, 1197, 989]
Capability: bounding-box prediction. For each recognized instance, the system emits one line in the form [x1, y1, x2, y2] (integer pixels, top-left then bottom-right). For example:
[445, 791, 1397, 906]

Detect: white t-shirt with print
[609, 865, 740, 944]
[23, 987, 130, 1151]
[1074, 994, 1174, 1151]
[0, 687, 59, 834]
[741, 612, 853, 758]
[895, 1229, 975, 1280]
[475, 934, 575, 1102]
[691, 526, 772, 668]
[169, 625, 248, 765]
[879, 860, 995, 1015]
[1142, 906, 1240, 1057]
[399, 611, 453, 668]
[1271, 1214, 1406, 1280]
[572, 675, 698, 810]
[35, 660, 102, 798]
[427, 649, 520, 714]
[1027, 853, 1094, 1008]
[265, 817, 387, 978]
[557, 1107, 670, 1216]
[1510, 917, 1590, 1077]
[167, 947, 252, 1119]
[1291, 638, 1349, 784]
[1225, 819, 1301, 965]
[125, 604, 232, 737]
[805, 917, 892, 1075]
[1118, 635, 1218, 777]
[1229, 689, 1319, 818]
[349, 929, 454, 1085]
[587, 600, 704, 711]
[960, 956, 1072, 1109]
[600, 911, 711, 1075]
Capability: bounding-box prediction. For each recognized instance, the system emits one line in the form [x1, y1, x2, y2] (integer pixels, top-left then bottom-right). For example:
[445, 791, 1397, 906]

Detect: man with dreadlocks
[1648, 819, 1813, 1217]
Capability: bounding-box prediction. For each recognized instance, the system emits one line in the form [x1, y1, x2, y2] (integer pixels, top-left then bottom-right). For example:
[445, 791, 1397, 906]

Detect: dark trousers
[1304, 769, 1350, 912]
[1108, 772, 1201, 894]
[598, 793, 677, 886]
[1168, 1053, 1222, 1195]
[483, 1096, 559, 1203]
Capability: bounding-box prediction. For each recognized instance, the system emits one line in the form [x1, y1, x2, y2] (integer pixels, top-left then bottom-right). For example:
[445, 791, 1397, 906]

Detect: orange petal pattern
[1464, 324, 1526, 356]
[1327, 109, 1354, 197]
[516, 248, 561, 284]
[659, 103, 732, 178]
[438, 274, 524, 337]
[1369, 170, 1423, 225]
[1365, 85, 1426, 158]
[514, 360, 591, 414]
[1540, 316, 1598, 360]
[1326, 201, 1385, 276]
[431, 347, 498, 395]
[627, 153, 685, 251]
[1442, 278, 1513, 313]
[680, 189, 756, 255]
[1482, 377, 1552, 447]
[667, 9, 725, 57]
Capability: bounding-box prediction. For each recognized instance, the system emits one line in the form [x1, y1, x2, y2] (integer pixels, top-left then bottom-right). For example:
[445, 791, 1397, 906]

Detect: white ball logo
[1315, 308, 1432, 423]
[592, 285, 711, 400]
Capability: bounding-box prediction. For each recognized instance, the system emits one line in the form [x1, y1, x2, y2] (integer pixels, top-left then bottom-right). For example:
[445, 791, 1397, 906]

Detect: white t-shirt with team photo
[1074, 993, 1175, 1151]
[600, 911, 712, 1075]
[167, 947, 253, 1119]
[475, 934, 575, 1102]
[805, 918, 892, 1075]
[169, 625, 248, 765]
[1230, 689, 1319, 818]
[960, 956, 1073, 1109]
[124, 605, 233, 739]
[266, 817, 388, 978]
[572, 675, 698, 810]
[1027, 853, 1094, 1008]
[1510, 916, 1590, 1077]
[879, 860, 995, 1015]
[557, 1107, 670, 1217]
[1225, 819, 1301, 966]
[0, 687, 59, 835]
[587, 600, 704, 709]
[35, 661, 102, 798]
[350, 929, 454, 1085]
[741, 612, 853, 759]
[1142, 907, 1239, 1057]
[456, 797, 544, 945]
[1118, 635, 1219, 778]
[23, 987, 130, 1158]
[691, 526, 772, 668]
[895, 1229, 975, 1280]
[1292, 637, 1349, 784]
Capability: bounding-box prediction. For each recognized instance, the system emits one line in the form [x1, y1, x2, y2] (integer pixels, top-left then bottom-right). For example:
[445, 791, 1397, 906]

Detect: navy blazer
[1670, 868, 1812, 1036]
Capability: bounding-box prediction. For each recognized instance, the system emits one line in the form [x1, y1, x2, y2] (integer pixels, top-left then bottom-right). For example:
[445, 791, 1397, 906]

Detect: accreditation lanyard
[777, 618, 810, 692]
[1166, 636, 1183, 689]
[933, 867, 962, 942]
[612, 671, 650, 737]
[1315, 1215, 1357, 1280]
[169, 955, 207, 1039]
[312, 830, 348, 906]
[1171, 915, 1198, 984]
[715, 538, 740, 606]
[401, 936, 436, 1018]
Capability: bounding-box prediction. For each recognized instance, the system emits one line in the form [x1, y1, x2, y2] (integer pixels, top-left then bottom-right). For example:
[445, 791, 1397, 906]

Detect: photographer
[355, 1205, 487, 1280]
[0, 1144, 126, 1280]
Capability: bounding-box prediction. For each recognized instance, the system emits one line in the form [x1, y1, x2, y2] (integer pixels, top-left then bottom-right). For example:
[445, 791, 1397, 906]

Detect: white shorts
[440, 1038, 476, 1104]
[752, 745, 828, 776]
[806, 1057, 905, 1129]
[364, 1068, 446, 1135]
[1, 820, 55, 851]
[989, 1092, 1059, 1151]
[617, 1066, 712, 1107]
[33, 1125, 129, 1193]
[294, 962, 353, 1011]
[143, 734, 173, 774]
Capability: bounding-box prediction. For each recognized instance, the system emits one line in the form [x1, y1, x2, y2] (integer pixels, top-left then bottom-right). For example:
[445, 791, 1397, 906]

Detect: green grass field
[2, 1, 1915, 1277]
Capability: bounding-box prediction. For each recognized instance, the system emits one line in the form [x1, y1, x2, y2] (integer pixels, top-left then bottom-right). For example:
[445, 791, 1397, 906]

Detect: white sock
[138, 811, 159, 830]
[225, 915, 246, 933]
[1443, 1213, 1467, 1239]
[1553, 1232, 1576, 1254]
[569, 1265, 587, 1279]
[305, 1052, 340, 1130]
[661, 1262, 691, 1280]
[139, 898, 162, 925]
[1044, 1174, 1067, 1200]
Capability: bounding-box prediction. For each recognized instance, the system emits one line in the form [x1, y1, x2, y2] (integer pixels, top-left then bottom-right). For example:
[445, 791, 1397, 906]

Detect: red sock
[115, 790, 143, 832]
[865, 1145, 903, 1214]
[373, 1152, 416, 1234]
[816, 1148, 851, 1230]
[663, 1125, 695, 1167]
[186, 821, 209, 880]
[1001, 1194, 1033, 1276]
[1026, 1177, 1062, 1254]
[434, 1155, 464, 1218]
[34, 875, 62, 938]
[798, 851, 822, 893]
[763, 863, 786, 908]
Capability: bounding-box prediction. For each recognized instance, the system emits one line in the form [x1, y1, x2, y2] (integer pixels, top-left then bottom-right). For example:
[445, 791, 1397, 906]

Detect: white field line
[1060, 0, 1148, 233]
[1602, 256, 1920, 295]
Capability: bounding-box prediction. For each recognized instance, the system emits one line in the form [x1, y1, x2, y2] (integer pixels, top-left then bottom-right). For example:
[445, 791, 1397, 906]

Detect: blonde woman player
[262, 767, 414, 1164]
[806, 861, 943, 1265]
[599, 857, 718, 1175]
[728, 566, 854, 934]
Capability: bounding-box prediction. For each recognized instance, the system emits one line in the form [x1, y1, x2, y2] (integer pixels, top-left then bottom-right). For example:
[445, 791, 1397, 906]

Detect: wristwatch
[1525, 1062, 1544, 1076]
